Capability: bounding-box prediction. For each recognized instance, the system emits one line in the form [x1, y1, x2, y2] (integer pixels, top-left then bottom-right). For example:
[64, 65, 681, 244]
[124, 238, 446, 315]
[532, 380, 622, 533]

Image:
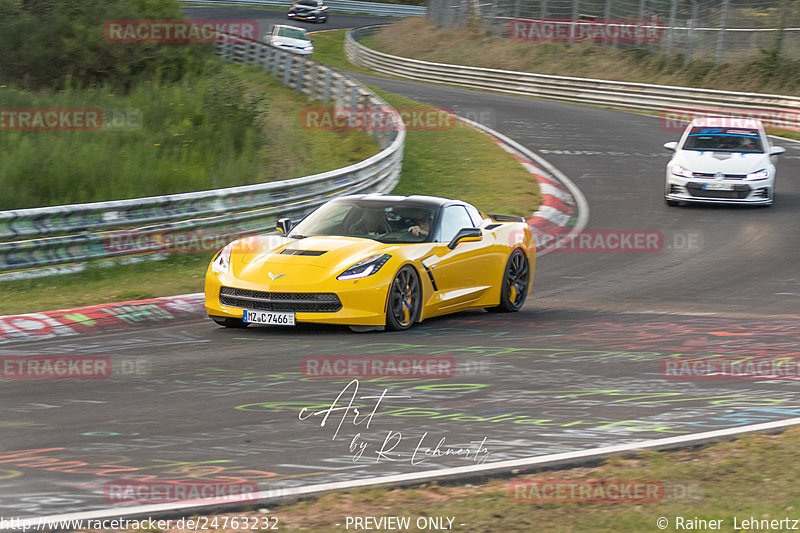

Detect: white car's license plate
[243, 310, 295, 326]
[703, 182, 734, 191]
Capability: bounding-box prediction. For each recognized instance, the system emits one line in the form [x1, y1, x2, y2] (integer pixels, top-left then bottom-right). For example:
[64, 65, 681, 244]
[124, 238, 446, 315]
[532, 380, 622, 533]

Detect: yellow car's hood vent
[279, 249, 327, 256]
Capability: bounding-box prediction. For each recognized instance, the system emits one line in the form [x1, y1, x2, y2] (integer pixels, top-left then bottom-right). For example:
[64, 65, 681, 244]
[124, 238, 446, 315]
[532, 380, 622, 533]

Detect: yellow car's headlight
[212, 244, 232, 274]
[337, 254, 391, 280]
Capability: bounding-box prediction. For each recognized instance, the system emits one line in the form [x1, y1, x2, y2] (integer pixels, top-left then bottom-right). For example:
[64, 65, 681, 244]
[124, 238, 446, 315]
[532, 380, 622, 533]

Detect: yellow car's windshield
[289, 200, 437, 243]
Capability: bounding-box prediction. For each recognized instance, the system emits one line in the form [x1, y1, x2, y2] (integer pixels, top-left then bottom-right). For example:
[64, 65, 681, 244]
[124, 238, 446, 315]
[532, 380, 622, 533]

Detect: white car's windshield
[289, 200, 437, 243]
[682, 126, 764, 153]
[276, 27, 309, 40]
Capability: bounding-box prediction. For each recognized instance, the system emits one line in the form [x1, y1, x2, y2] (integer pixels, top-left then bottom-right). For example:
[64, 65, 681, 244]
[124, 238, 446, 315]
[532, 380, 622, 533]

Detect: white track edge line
[30, 416, 800, 522]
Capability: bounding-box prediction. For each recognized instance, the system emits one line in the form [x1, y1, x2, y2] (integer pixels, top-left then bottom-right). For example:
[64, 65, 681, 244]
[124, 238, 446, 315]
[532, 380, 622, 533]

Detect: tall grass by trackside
[0, 64, 380, 210]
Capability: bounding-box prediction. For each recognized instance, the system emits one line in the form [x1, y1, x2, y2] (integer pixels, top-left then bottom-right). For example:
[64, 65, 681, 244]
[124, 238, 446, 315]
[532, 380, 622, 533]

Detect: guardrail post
[638, 0, 650, 52]
[272, 49, 282, 76]
[715, 0, 730, 64]
[349, 85, 359, 111]
[283, 55, 293, 86]
[222, 40, 234, 62]
[569, 0, 578, 44]
[687, 0, 698, 62]
[262, 47, 273, 72]
[249, 42, 261, 65]
[296, 58, 307, 93]
[322, 69, 332, 106]
[773, 0, 788, 57]
[666, 0, 677, 54]
[337, 76, 347, 109]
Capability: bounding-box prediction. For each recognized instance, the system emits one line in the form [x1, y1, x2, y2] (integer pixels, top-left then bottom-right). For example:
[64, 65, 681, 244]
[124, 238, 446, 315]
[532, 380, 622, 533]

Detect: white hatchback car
[664, 117, 785, 206]
[265, 25, 313, 56]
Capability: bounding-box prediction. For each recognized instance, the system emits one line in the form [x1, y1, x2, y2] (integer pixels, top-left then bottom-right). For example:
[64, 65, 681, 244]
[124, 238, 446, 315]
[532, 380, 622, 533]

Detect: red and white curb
[457, 116, 589, 256]
[0, 293, 205, 345]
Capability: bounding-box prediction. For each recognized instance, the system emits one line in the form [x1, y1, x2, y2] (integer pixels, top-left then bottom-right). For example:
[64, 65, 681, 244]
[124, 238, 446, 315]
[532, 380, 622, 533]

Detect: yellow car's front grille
[220, 286, 342, 313]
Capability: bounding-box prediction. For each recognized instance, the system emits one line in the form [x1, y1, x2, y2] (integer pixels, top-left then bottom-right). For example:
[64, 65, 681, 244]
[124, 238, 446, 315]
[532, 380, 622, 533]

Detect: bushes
[0, 0, 212, 91]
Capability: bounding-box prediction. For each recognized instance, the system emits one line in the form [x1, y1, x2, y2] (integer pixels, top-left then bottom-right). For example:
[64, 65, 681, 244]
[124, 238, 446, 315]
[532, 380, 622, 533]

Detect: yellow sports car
[205, 194, 536, 331]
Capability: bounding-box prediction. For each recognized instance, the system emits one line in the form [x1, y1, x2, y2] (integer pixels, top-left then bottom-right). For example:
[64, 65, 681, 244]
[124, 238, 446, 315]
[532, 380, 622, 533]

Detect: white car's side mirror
[769, 146, 786, 156]
[663, 141, 678, 152]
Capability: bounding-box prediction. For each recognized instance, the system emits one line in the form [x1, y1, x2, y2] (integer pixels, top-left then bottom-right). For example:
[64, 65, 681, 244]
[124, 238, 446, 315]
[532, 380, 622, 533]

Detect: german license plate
[703, 182, 734, 191]
[243, 310, 295, 326]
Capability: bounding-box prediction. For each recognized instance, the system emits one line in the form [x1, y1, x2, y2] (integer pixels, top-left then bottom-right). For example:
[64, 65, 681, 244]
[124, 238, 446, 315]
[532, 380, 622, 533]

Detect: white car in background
[664, 117, 785, 207]
[265, 25, 313, 56]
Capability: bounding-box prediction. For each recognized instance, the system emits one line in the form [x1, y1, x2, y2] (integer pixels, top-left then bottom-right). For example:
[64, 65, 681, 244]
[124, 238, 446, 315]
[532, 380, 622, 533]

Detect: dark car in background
[288, 0, 329, 23]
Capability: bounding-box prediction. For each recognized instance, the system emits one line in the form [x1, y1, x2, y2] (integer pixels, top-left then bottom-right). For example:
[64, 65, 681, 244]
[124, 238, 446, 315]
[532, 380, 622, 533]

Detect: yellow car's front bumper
[205, 266, 394, 326]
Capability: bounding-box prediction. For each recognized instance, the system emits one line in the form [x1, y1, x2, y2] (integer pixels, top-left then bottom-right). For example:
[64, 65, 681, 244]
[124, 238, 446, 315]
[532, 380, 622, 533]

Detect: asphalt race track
[1, 11, 799, 521]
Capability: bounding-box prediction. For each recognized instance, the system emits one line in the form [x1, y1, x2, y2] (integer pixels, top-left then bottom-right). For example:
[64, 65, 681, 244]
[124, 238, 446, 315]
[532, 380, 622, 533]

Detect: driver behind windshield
[408, 218, 429, 237]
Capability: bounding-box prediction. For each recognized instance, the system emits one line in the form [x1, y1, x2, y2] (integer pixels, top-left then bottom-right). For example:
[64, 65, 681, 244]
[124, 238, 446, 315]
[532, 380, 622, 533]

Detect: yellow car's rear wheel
[386, 266, 421, 331]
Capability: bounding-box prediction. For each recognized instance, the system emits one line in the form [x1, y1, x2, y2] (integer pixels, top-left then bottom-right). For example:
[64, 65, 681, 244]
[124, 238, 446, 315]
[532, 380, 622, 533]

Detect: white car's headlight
[671, 165, 694, 178]
[212, 244, 233, 274]
[746, 169, 769, 180]
[337, 254, 391, 280]
[303, 45, 313, 51]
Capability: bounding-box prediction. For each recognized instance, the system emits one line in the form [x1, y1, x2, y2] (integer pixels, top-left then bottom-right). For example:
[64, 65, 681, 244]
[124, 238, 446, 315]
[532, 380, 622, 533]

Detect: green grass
[0, 255, 212, 315]
[375, 89, 540, 216]
[0, 62, 379, 210]
[307, 30, 378, 75]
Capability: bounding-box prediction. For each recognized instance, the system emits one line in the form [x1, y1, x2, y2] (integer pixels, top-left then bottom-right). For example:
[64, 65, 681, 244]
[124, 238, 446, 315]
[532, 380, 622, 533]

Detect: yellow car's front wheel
[386, 266, 422, 331]
[489, 249, 530, 313]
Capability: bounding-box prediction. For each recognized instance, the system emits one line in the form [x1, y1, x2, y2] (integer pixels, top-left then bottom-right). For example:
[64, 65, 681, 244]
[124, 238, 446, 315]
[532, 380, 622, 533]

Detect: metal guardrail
[345, 25, 800, 131]
[180, 0, 425, 17]
[0, 39, 406, 280]
[428, 0, 800, 63]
